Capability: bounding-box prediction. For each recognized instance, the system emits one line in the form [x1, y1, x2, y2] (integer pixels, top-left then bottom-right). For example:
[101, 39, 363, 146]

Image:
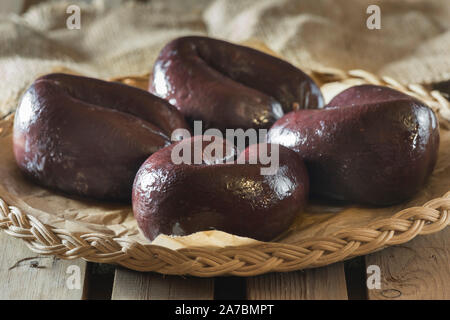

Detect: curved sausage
[150, 36, 324, 132]
[13, 73, 190, 201]
[268, 85, 440, 205]
[132, 136, 309, 241]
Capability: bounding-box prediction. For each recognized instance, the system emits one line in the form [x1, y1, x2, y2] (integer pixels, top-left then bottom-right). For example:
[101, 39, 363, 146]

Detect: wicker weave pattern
[0, 68, 449, 276]
[0, 193, 448, 276]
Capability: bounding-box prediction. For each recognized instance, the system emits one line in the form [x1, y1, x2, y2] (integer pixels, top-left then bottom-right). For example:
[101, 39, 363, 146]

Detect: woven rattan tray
[0, 66, 449, 277]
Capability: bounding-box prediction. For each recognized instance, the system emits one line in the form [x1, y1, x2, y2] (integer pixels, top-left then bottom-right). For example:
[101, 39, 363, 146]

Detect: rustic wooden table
[1, 227, 448, 300]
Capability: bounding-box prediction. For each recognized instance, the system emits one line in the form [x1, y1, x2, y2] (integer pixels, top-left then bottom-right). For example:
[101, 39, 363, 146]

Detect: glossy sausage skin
[268, 85, 440, 206]
[13, 73, 190, 201]
[150, 36, 324, 132]
[132, 136, 309, 241]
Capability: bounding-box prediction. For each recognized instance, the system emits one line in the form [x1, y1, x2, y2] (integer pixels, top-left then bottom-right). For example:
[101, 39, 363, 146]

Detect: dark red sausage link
[149, 36, 324, 132]
[132, 136, 309, 241]
[13, 73, 190, 201]
[268, 85, 440, 206]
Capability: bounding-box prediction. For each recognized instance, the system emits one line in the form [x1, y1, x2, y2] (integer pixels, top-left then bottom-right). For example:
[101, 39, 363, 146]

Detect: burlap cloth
[0, 0, 449, 250]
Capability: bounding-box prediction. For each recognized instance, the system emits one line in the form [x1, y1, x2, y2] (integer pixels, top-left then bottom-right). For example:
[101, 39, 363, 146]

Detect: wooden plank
[111, 267, 215, 300]
[0, 231, 88, 299]
[366, 227, 450, 300]
[246, 262, 348, 300]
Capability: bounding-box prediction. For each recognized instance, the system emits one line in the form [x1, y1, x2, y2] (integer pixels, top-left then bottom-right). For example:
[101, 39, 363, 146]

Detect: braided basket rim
[0, 67, 449, 277]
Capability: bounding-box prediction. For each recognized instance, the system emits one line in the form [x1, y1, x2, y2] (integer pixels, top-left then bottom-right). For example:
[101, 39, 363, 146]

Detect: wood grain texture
[0, 232, 87, 299]
[366, 227, 450, 300]
[111, 267, 214, 300]
[246, 262, 348, 300]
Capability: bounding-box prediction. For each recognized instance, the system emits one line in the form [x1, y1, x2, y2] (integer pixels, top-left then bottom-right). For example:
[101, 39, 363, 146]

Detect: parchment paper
[0, 83, 448, 250]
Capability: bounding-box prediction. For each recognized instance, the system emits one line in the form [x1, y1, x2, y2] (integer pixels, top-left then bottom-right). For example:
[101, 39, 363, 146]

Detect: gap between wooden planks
[0, 232, 87, 299]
